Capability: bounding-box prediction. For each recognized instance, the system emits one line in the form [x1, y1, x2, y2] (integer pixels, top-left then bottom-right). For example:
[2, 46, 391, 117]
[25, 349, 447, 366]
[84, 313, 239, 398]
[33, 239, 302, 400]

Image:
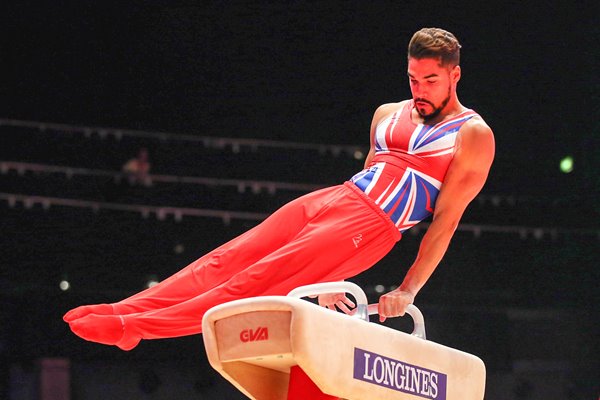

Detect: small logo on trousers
[352, 234, 363, 248]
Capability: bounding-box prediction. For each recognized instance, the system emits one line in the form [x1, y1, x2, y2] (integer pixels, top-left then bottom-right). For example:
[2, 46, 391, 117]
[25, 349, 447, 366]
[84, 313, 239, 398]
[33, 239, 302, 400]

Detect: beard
[414, 87, 451, 121]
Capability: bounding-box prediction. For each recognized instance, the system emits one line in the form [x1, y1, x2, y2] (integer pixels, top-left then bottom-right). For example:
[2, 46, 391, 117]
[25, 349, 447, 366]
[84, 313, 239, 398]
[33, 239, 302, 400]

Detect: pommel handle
[288, 282, 426, 339]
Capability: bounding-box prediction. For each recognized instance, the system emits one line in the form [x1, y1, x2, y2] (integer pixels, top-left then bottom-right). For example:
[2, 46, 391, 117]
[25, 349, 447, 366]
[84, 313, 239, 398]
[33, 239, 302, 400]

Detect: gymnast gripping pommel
[202, 282, 486, 400]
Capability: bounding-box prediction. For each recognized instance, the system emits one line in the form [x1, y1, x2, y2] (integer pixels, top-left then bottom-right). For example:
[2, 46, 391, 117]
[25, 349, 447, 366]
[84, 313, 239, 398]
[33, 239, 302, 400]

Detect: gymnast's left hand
[313, 292, 356, 314]
[378, 288, 415, 322]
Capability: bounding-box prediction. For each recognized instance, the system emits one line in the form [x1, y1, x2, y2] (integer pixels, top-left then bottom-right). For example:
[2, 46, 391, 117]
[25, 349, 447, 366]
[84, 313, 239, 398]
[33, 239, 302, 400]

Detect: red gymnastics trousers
[65, 182, 401, 350]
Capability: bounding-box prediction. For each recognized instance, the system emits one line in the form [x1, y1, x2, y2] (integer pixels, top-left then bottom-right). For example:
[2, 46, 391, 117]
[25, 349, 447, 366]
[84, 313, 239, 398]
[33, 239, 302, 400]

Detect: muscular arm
[378, 118, 495, 320]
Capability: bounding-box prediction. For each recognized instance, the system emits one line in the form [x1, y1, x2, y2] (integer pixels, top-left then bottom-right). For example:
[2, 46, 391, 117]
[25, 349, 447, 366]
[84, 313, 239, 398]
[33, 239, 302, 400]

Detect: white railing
[0, 118, 366, 158]
[0, 161, 325, 194]
[0, 192, 268, 225]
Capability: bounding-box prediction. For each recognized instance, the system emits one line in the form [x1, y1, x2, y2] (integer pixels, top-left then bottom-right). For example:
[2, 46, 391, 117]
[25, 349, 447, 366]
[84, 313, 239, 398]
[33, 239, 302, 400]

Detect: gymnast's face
[407, 57, 460, 121]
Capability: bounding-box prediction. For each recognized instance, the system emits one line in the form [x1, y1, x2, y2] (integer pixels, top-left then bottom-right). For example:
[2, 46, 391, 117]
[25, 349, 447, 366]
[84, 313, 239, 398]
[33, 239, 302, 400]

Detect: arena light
[559, 155, 574, 173]
[59, 280, 70, 291]
[145, 275, 159, 288]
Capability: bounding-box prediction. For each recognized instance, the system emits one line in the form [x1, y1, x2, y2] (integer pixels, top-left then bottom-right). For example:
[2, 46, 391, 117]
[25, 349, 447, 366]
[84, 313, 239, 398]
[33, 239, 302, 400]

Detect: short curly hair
[408, 28, 461, 67]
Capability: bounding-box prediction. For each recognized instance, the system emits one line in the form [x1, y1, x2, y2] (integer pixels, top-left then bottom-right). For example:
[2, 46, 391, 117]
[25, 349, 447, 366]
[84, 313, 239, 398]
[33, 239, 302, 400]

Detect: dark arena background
[1, 2, 598, 399]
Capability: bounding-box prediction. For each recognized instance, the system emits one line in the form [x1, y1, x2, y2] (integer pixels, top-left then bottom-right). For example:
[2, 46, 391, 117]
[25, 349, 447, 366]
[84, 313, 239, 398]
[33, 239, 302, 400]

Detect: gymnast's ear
[451, 65, 461, 84]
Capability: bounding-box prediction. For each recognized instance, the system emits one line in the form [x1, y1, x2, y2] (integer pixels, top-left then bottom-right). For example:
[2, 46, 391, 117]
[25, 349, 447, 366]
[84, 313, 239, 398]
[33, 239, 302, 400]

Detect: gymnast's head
[408, 27, 461, 68]
[406, 28, 463, 120]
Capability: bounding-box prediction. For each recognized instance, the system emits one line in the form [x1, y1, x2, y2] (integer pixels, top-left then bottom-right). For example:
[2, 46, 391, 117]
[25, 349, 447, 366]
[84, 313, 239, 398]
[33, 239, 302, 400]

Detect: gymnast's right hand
[378, 288, 415, 322]
[315, 292, 356, 314]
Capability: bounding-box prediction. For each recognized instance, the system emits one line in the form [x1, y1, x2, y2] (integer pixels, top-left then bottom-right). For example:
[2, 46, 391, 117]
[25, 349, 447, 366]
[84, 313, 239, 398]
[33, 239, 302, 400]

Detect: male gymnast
[64, 27, 495, 350]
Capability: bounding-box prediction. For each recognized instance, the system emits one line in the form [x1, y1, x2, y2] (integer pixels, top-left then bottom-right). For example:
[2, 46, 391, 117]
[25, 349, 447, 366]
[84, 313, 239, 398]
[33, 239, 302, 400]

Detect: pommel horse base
[202, 282, 485, 400]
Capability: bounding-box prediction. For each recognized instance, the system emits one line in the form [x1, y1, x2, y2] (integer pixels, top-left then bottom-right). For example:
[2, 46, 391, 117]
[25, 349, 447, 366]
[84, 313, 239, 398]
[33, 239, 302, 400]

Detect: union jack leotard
[350, 100, 479, 233]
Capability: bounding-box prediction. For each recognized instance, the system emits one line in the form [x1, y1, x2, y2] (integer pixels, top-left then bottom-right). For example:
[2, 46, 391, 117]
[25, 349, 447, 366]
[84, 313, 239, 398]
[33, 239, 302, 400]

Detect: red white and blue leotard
[351, 100, 479, 232]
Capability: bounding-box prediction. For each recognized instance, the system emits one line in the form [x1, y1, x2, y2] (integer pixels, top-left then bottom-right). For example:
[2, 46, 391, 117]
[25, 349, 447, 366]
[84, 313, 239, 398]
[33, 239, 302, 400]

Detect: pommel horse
[202, 282, 485, 400]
